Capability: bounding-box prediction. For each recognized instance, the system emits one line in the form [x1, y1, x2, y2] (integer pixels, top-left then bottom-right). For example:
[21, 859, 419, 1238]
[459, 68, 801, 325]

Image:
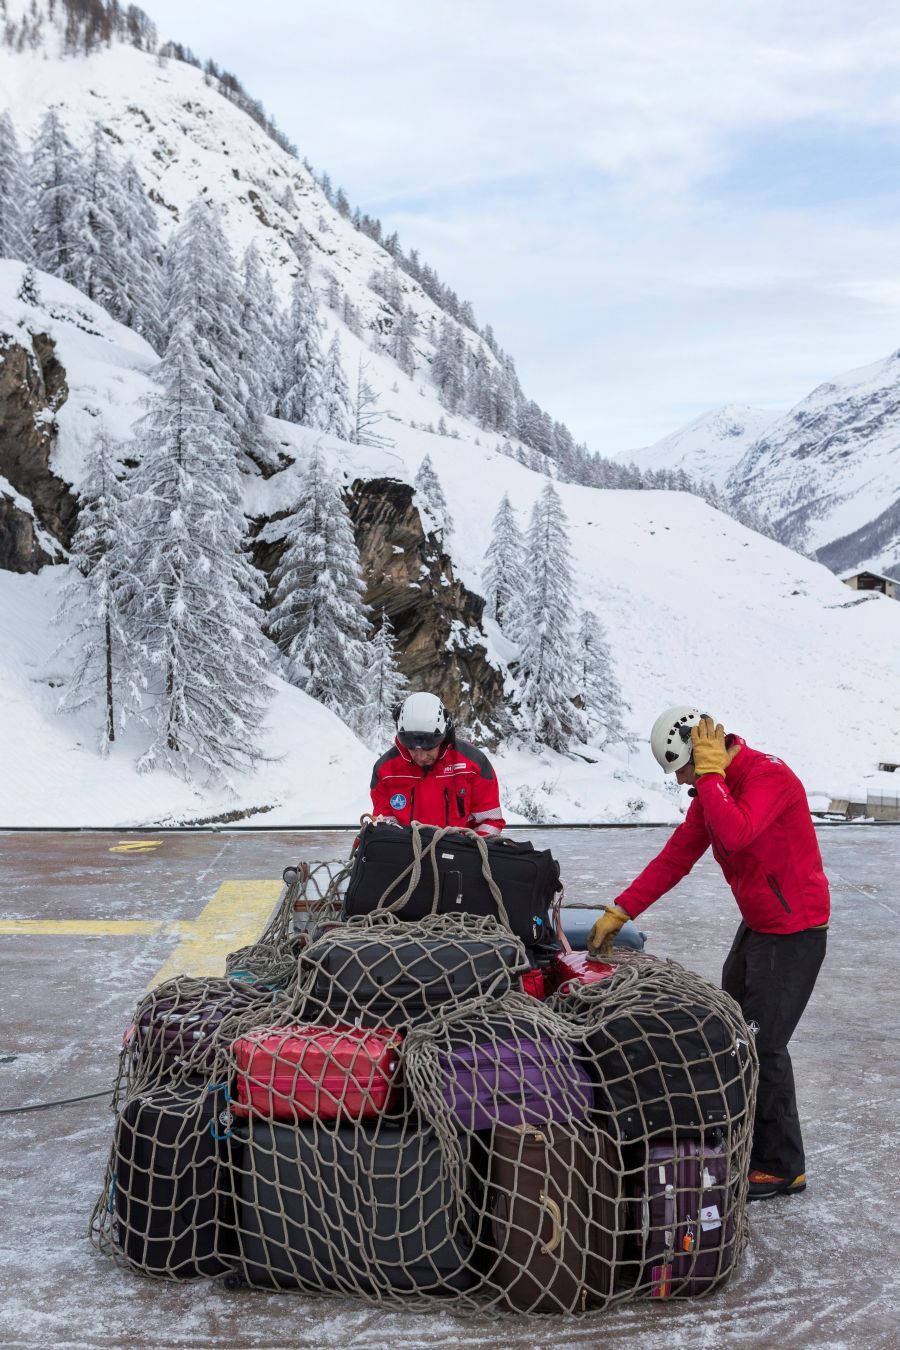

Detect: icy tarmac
[0, 826, 897, 1350]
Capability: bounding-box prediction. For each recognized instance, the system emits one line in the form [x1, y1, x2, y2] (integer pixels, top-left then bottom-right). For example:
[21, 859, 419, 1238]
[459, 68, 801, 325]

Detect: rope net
[91, 828, 758, 1315]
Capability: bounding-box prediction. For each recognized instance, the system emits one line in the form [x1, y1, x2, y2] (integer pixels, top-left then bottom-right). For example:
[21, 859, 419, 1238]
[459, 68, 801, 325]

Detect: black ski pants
[721, 922, 826, 1179]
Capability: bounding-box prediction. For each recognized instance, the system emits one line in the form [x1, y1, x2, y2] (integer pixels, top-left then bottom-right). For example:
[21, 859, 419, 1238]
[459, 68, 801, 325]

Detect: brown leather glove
[587, 904, 631, 956]
[690, 716, 739, 777]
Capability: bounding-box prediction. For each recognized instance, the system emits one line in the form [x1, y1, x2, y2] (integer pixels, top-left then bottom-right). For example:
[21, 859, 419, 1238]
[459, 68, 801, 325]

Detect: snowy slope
[621, 405, 781, 489]
[4, 264, 900, 824]
[727, 350, 900, 577]
[0, 24, 504, 452]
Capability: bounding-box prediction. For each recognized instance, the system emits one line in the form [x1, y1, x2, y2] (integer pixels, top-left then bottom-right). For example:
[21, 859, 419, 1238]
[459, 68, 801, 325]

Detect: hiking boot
[747, 1170, 807, 1201]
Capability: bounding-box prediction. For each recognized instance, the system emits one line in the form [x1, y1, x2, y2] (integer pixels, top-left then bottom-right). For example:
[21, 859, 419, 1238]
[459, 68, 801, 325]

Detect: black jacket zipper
[708, 826, 730, 858]
[766, 873, 791, 913]
[443, 787, 450, 826]
[410, 787, 415, 823]
[456, 788, 466, 823]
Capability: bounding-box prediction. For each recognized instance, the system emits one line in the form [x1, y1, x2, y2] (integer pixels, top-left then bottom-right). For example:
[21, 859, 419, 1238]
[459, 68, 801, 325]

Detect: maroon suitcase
[628, 1137, 737, 1298]
[483, 1122, 620, 1313]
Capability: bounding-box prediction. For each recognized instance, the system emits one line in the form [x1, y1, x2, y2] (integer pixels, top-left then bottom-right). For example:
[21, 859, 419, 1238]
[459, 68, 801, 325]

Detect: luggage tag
[700, 1204, 721, 1231]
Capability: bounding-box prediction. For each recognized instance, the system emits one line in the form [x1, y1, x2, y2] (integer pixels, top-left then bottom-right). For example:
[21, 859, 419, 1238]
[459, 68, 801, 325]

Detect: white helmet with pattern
[650, 705, 705, 773]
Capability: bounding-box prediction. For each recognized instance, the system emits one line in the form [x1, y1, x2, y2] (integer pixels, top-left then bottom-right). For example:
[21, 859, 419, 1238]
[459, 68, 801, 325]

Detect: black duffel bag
[585, 1002, 753, 1140]
[343, 822, 561, 948]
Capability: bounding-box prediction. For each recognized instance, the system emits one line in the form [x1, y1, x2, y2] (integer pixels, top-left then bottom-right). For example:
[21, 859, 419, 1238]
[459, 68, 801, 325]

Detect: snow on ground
[620, 404, 782, 489]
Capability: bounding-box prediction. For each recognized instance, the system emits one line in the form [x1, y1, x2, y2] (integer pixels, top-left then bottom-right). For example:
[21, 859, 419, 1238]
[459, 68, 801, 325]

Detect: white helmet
[650, 705, 705, 773]
[397, 692, 452, 750]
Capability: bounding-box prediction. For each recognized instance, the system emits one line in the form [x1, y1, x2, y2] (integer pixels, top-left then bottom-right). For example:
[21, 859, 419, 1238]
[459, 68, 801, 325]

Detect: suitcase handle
[539, 1192, 562, 1254]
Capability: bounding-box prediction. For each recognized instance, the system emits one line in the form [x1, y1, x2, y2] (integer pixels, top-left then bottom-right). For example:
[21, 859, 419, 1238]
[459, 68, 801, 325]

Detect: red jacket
[370, 738, 506, 835]
[615, 738, 830, 934]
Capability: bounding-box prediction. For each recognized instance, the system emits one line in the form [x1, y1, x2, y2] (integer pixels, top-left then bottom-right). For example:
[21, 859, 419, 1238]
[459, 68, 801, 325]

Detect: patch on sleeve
[390, 793, 407, 810]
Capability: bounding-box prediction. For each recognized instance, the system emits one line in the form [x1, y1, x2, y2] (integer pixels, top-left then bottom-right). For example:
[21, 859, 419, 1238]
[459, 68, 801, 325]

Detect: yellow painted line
[147, 879, 283, 988]
[0, 919, 189, 937]
[109, 840, 163, 853]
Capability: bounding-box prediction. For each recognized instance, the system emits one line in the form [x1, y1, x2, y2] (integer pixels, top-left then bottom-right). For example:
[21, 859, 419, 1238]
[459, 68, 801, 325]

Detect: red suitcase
[232, 1024, 403, 1122]
[546, 951, 616, 996]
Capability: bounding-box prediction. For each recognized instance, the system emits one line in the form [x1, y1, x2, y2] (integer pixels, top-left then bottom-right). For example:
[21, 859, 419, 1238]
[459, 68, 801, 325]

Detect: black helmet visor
[397, 729, 444, 751]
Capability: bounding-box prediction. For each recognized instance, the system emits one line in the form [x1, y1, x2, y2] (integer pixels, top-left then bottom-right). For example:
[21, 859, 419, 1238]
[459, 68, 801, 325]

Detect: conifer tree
[267, 446, 369, 723]
[165, 198, 258, 468]
[238, 242, 280, 417]
[414, 452, 453, 540]
[516, 480, 581, 752]
[16, 263, 40, 306]
[126, 331, 272, 783]
[359, 610, 408, 749]
[69, 124, 125, 311]
[278, 264, 324, 427]
[319, 331, 352, 439]
[114, 156, 165, 350]
[0, 110, 31, 261]
[391, 304, 417, 378]
[54, 426, 141, 752]
[432, 318, 466, 412]
[31, 108, 80, 281]
[483, 492, 527, 635]
[349, 359, 392, 448]
[574, 610, 630, 746]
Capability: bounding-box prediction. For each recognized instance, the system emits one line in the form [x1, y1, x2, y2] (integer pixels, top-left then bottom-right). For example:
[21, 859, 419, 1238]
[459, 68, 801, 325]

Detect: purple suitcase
[630, 1137, 736, 1298]
[131, 984, 265, 1075]
[438, 1034, 594, 1132]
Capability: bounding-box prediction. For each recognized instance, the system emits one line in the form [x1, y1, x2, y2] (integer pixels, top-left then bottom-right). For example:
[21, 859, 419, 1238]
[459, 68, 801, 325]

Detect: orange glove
[587, 905, 631, 956]
[691, 716, 739, 777]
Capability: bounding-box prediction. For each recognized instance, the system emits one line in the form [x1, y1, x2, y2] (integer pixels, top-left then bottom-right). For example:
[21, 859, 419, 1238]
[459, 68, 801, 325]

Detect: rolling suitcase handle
[539, 1193, 563, 1255]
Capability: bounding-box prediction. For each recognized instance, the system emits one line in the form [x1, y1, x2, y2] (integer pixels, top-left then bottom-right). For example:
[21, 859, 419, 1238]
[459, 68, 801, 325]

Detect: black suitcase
[233, 1116, 477, 1294]
[586, 1003, 752, 1140]
[112, 1084, 234, 1278]
[343, 824, 560, 948]
[303, 927, 523, 1027]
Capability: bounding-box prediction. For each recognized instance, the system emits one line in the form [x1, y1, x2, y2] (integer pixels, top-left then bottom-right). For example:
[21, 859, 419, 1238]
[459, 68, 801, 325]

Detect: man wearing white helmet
[369, 691, 506, 836]
[588, 707, 829, 1203]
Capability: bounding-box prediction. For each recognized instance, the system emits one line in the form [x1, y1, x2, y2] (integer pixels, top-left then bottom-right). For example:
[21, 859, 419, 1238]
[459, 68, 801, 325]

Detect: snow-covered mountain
[2, 4, 900, 826]
[621, 405, 782, 490]
[726, 351, 900, 578]
[3, 263, 900, 825]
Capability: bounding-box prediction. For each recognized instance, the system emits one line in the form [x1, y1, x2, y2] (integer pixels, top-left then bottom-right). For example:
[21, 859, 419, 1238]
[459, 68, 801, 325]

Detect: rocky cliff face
[252, 477, 505, 737]
[0, 329, 76, 572]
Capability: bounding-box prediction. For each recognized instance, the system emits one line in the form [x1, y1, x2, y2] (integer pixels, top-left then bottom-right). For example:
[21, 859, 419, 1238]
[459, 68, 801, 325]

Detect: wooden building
[841, 569, 898, 599]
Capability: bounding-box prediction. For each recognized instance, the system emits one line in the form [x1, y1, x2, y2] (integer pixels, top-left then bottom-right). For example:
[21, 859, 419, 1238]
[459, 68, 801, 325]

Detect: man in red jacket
[370, 691, 506, 836]
[589, 708, 829, 1201]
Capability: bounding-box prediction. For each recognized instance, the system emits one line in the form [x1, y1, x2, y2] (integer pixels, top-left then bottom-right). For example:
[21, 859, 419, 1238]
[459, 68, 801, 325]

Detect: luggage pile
[90, 823, 758, 1315]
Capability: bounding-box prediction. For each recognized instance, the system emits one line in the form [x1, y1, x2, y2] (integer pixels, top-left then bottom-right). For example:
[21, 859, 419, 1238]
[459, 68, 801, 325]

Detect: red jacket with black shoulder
[615, 738, 830, 934]
[370, 737, 506, 835]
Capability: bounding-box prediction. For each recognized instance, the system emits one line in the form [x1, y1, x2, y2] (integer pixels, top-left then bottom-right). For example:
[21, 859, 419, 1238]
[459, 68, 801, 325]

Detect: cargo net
[92, 901, 758, 1315]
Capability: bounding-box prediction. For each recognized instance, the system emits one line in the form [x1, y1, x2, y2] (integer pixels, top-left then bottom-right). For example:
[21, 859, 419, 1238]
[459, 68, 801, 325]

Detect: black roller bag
[112, 1084, 234, 1278]
[343, 823, 560, 947]
[233, 1116, 477, 1294]
[586, 1002, 752, 1141]
[303, 927, 523, 1027]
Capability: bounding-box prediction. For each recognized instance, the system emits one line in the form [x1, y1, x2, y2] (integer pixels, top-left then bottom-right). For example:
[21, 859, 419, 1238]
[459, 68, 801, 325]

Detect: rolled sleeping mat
[559, 907, 647, 952]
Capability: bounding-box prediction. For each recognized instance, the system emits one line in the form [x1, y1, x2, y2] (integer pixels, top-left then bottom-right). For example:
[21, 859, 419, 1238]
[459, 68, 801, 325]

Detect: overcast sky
[146, 0, 900, 455]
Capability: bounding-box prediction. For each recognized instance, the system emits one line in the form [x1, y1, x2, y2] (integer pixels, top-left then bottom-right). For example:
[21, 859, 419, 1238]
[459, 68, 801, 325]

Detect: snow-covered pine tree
[483, 492, 527, 636]
[126, 329, 272, 783]
[359, 610, 408, 749]
[0, 110, 31, 261]
[114, 155, 165, 351]
[414, 451, 454, 540]
[278, 262, 324, 427]
[267, 445, 369, 723]
[319, 331, 352, 440]
[16, 263, 40, 305]
[31, 108, 80, 281]
[432, 318, 466, 412]
[53, 425, 141, 752]
[574, 609, 630, 746]
[391, 304, 417, 378]
[69, 123, 126, 312]
[516, 480, 582, 752]
[238, 242, 281, 419]
[165, 198, 259, 470]
[349, 359, 392, 448]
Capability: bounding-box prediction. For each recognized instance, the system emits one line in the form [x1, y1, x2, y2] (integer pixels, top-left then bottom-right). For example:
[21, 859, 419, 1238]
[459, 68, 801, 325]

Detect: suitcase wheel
[221, 1272, 243, 1292]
